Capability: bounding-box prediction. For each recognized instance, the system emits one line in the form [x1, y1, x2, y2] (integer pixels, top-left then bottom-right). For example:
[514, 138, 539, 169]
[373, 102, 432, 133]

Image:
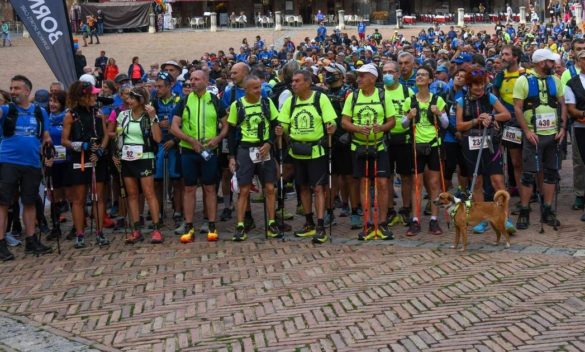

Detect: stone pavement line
[1, 240, 585, 351]
[0, 311, 115, 352]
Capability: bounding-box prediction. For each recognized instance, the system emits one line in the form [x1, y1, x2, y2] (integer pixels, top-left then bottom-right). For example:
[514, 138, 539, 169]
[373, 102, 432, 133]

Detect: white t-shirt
[562, 73, 585, 128]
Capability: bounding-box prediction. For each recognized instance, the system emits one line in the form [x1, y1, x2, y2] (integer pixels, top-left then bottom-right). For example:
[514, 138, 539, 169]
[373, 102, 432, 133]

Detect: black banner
[10, 0, 77, 87]
[80, 3, 151, 31]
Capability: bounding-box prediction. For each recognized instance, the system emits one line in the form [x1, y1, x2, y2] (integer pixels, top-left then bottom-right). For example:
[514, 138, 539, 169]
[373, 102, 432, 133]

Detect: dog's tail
[494, 190, 510, 214]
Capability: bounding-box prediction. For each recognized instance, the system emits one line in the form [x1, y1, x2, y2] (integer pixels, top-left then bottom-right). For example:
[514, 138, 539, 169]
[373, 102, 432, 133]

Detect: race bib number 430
[535, 113, 557, 133]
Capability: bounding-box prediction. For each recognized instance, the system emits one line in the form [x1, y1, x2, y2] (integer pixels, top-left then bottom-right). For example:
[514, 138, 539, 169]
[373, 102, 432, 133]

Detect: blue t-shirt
[0, 104, 49, 168]
[357, 23, 366, 34]
[48, 111, 67, 164]
[154, 94, 181, 141]
[445, 88, 466, 143]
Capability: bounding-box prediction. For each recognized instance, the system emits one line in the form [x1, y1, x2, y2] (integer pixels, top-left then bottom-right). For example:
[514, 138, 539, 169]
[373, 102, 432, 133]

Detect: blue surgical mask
[383, 74, 394, 86]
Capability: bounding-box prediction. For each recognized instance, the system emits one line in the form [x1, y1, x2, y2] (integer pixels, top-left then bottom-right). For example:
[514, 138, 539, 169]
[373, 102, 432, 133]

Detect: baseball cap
[34, 89, 50, 109]
[532, 48, 560, 63]
[115, 73, 130, 84]
[355, 63, 378, 78]
[161, 60, 181, 71]
[451, 53, 472, 64]
[438, 49, 449, 55]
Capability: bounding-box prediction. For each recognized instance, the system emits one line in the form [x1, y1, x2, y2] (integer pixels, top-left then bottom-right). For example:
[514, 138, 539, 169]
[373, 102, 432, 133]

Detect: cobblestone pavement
[0, 152, 584, 351]
[1, 27, 585, 352]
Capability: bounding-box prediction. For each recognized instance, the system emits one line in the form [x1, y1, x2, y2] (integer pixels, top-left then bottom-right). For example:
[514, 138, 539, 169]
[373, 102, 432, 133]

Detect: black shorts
[352, 149, 391, 178]
[443, 142, 468, 178]
[461, 137, 503, 177]
[219, 151, 230, 170]
[387, 143, 413, 176]
[293, 156, 328, 187]
[50, 162, 72, 189]
[66, 159, 108, 186]
[121, 159, 155, 179]
[415, 146, 442, 173]
[180, 148, 219, 186]
[236, 146, 277, 185]
[522, 134, 560, 172]
[0, 163, 42, 206]
[332, 145, 352, 175]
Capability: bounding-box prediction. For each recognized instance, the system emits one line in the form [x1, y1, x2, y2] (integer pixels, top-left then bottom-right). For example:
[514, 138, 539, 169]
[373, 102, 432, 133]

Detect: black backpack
[3, 103, 44, 139]
[234, 96, 272, 142]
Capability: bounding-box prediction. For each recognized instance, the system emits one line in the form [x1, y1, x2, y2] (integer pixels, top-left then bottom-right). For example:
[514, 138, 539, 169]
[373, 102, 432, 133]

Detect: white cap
[532, 48, 560, 63]
[355, 63, 379, 78]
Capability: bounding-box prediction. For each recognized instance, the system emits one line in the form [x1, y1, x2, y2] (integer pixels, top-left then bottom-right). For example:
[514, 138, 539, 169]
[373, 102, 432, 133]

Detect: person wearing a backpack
[513, 48, 567, 230]
[402, 65, 449, 237]
[565, 49, 585, 222]
[276, 70, 337, 244]
[382, 61, 415, 228]
[227, 75, 280, 241]
[455, 68, 516, 234]
[110, 86, 163, 244]
[61, 81, 111, 248]
[340, 64, 397, 241]
[323, 63, 352, 225]
[152, 72, 183, 228]
[0, 75, 53, 261]
[494, 45, 525, 211]
[171, 70, 228, 243]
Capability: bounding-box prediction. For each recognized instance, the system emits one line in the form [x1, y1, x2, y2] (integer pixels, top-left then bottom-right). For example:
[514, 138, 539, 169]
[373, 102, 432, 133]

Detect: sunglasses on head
[81, 81, 93, 95]
[129, 90, 143, 101]
[470, 69, 486, 77]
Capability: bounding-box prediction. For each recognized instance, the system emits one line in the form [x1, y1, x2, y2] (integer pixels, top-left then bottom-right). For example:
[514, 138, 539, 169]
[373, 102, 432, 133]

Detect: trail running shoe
[207, 228, 219, 242]
[429, 219, 443, 236]
[74, 235, 86, 249]
[516, 207, 530, 230]
[151, 229, 164, 244]
[406, 220, 421, 236]
[125, 230, 144, 244]
[312, 227, 329, 244]
[180, 227, 195, 243]
[232, 225, 248, 242]
[350, 214, 362, 229]
[294, 223, 316, 238]
[267, 222, 283, 239]
[473, 221, 489, 234]
[96, 232, 110, 246]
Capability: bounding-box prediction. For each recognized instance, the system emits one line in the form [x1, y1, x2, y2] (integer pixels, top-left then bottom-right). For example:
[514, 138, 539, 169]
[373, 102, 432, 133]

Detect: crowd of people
[1, 16, 585, 262]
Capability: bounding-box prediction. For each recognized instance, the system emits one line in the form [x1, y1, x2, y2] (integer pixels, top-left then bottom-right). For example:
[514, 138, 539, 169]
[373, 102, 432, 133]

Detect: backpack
[350, 88, 386, 121]
[410, 93, 439, 125]
[118, 110, 158, 155]
[234, 97, 272, 142]
[269, 81, 291, 107]
[523, 75, 558, 113]
[3, 103, 44, 139]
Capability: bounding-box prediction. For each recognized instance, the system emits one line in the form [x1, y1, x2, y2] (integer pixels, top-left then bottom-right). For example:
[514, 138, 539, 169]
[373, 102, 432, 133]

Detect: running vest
[3, 103, 43, 139]
[567, 75, 585, 111]
[462, 94, 493, 122]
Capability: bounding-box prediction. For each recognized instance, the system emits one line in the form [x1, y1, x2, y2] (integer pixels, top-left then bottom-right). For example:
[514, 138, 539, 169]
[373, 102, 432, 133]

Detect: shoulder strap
[545, 76, 557, 97]
[377, 87, 386, 118]
[569, 64, 577, 78]
[235, 98, 246, 126]
[427, 94, 439, 125]
[230, 85, 237, 104]
[34, 104, 44, 139]
[402, 84, 409, 100]
[493, 71, 504, 89]
[351, 89, 359, 116]
[260, 97, 271, 122]
[312, 91, 322, 118]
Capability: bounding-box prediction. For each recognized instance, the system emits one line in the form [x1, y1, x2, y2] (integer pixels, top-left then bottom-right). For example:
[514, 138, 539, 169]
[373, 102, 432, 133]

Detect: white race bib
[249, 147, 270, 164]
[535, 113, 557, 133]
[468, 135, 491, 151]
[502, 126, 523, 144]
[54, 145, 67, 161]
[121, 145, 143, 161]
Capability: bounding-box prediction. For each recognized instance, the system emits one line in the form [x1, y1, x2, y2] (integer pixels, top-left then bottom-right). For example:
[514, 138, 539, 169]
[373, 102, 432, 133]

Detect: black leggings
[575, 127, 585, 165]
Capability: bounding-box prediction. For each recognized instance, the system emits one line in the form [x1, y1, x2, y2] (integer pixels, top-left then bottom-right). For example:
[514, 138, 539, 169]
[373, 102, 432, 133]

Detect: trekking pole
[278, 135, 285, 241]
[553, 141, 561, 231]
[328, 132, 333, 243]
[412, 122, 420, 222]
[363, 132, 370, 237]
[372, 131, 379, 240]
[91, 158, 101, 242]
[433, 112, 449, 228]
[47, 173, 61, 255]
[162, 150, 169, 222]
[469, 123, 490, 200]
[534, 143, 545, 234]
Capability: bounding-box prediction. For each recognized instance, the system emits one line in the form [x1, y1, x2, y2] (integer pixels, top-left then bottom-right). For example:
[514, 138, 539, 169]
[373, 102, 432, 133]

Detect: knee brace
[543, 168, 559, 185]
[521, 172, 536, 187]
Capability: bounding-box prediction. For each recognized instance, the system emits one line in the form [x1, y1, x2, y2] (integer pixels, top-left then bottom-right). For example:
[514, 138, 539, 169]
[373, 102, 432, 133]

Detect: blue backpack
[523, 75, 558, 117]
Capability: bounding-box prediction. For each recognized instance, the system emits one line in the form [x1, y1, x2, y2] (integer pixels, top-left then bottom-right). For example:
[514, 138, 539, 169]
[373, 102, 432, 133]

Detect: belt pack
[290, 141, 314, 156]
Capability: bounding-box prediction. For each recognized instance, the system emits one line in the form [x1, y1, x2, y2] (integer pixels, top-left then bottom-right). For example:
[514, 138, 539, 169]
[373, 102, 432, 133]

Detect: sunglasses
[183, 83, 192, 88]
[81, 81, 93, 95]
[128, 90, 143, 102]
[470, 69, 486, 77]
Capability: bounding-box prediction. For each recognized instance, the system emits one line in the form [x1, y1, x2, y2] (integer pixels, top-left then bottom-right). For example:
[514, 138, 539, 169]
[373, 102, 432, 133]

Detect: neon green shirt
[228, 97, 278, 143]
[342, 89, 397, 150]
[561, 66, 581, 86]
[278, 91, 337, 159]
[385, 84, 413, 135]
[176, 91, 224, 150]
[401, 94, 446, 145]
[513, 74, 563, 136]
[116, 110, 154, 160]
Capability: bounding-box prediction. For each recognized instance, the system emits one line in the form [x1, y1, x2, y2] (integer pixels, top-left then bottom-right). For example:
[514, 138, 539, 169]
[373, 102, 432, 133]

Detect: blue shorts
[180, 148, 219, 186]
[154, 146, 181, 179]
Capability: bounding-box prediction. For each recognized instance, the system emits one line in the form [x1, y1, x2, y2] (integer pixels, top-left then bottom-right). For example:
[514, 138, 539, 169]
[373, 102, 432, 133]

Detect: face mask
[383, 74, 394, 86]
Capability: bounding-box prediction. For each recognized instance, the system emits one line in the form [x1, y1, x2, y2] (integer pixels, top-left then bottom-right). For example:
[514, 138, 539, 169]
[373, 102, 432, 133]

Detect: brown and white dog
[434, 190, 511, 251]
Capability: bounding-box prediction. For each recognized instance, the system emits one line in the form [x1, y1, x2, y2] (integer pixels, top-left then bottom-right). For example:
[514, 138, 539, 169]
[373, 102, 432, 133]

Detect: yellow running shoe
[179, 227, 195, 243]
